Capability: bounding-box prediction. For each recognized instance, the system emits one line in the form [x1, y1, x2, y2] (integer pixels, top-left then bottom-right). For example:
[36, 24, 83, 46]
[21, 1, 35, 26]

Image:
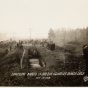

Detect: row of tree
[48, 27, 88, 46]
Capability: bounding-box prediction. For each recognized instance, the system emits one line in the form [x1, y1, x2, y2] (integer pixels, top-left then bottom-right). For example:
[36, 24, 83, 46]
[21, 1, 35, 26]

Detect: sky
[0, 0, 88, 39]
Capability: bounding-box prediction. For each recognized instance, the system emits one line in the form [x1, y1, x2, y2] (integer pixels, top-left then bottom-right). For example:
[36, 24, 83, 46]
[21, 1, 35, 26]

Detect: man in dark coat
[83, 45, 88, 76]
[51, 42, 55, 50]
[50, 42, 55, 54]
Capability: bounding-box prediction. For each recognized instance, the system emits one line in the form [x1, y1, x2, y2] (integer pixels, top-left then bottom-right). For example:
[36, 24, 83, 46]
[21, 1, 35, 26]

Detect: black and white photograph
[0, 0, 88, 86]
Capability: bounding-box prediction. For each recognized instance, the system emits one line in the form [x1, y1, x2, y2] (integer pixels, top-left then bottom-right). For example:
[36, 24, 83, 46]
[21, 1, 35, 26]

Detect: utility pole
[30, 29, 31, 40]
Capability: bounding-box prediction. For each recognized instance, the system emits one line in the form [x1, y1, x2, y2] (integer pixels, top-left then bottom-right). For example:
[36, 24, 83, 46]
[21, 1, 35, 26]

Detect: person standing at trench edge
[50, 41, 55, 55]
[83, 45, 88, 76]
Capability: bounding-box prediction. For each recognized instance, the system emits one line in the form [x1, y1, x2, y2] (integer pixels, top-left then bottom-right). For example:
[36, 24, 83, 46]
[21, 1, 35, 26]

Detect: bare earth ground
[0, 43, 88, 86]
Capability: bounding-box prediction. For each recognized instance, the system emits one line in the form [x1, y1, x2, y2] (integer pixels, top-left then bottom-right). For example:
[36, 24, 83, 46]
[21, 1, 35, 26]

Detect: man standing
[83, 45, 88, 76]
[10, 44, 12, 51]
[50, 41, 55, 54]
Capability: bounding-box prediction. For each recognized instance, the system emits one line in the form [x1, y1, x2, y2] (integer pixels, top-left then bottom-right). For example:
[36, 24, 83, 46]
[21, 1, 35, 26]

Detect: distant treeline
[48, 27, 88, 46]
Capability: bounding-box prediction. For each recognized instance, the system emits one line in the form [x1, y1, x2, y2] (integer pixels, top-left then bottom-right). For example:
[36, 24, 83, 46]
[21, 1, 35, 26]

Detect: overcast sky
[0, 0, 88, 39]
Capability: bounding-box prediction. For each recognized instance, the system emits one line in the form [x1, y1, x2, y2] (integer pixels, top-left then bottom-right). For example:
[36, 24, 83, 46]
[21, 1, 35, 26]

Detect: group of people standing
[40, 39, 56, 54]
[47, 41, 55, 51]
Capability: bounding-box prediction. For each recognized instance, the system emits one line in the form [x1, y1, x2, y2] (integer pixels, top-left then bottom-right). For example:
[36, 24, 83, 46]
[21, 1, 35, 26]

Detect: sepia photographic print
[0, 0, 88, 87]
